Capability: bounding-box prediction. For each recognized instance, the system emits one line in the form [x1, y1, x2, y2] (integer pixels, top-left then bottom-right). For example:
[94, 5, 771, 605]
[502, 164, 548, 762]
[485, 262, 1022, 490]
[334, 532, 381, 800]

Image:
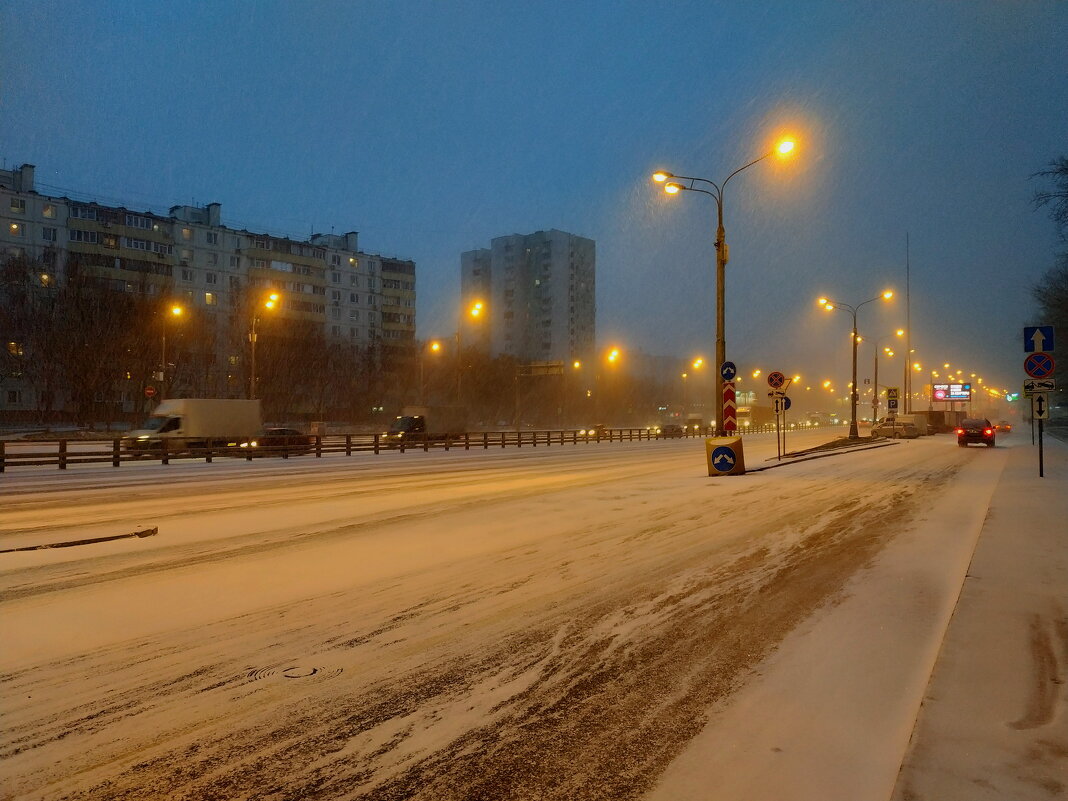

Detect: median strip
[0, 526, 158, 554]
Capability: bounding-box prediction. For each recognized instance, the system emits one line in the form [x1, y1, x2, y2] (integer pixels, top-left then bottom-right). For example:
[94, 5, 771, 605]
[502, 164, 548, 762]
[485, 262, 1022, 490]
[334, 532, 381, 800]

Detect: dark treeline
[1, 254, 682, 430]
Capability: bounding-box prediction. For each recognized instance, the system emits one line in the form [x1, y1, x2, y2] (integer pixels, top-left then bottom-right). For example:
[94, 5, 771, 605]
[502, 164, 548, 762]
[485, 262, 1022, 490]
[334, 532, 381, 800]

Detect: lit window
[182, 228, 192, 240]
[8, 222, 23, 237]
[204, 292, 217, 306]
[42, 203, 56, 219]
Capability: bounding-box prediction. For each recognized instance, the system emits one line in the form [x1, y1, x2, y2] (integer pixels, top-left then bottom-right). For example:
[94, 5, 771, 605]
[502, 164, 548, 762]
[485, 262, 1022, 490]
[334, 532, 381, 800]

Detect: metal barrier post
[162, 439, 171, 465]
[0, 441, 6, 472]
[483, 432, 488, 450]
[346, 434, 352, 456]
[58, 440, 67, 470]
[465, 432, 470, 451]
[205, 438, 213, 464]
[113, 439, 121, 467]
[315, 435, 322, 458]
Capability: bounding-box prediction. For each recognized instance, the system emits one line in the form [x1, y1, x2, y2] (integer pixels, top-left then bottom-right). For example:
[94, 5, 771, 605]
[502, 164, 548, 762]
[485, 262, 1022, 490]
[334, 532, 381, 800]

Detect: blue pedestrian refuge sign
[720, 361, 737, 381]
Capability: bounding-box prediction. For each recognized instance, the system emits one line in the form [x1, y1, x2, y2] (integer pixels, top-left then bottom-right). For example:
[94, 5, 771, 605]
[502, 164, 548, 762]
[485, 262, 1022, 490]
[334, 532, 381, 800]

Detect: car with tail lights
[957, 418, 995, 447]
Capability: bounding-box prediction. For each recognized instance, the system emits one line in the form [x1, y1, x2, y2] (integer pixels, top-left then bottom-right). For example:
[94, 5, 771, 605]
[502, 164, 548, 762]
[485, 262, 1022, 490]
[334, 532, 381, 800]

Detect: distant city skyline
[3, 1, 1066, 401]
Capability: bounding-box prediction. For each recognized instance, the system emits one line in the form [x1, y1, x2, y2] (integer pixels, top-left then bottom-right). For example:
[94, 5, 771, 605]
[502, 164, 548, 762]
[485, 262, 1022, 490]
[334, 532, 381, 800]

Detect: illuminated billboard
[932, 382, 972, 401]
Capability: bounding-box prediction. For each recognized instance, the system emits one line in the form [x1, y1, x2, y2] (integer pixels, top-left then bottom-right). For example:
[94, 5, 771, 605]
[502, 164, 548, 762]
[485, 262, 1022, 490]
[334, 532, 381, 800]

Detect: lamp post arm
[722, 151, 771, 191]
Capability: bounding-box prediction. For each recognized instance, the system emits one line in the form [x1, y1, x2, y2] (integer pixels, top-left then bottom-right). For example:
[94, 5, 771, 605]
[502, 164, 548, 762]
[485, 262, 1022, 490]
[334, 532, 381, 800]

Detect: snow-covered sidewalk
[892, 434, 1068, 799]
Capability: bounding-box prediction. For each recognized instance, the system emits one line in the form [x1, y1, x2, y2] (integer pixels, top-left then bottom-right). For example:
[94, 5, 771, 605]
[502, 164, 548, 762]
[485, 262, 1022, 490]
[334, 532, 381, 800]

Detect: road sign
[1024, 378, 1055, 395]
[768, 389, 787, 398]
[710, 445, 739, 472]
[767, 371, 786, 389]
[720, 361, 737, 382]
[886, 387, 899, 400]
[144, 386, 157, 398]
[1033, 392, 1049, 420]
[1024, 325, 1055, 353]
[1024, 352, 1056, 378]
[781, 396, 792, 412]
[722, 382, 737, 431]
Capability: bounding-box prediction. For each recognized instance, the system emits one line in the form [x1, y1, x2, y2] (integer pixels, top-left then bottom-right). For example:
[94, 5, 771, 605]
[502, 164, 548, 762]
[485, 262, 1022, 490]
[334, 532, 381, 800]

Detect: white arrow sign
[1032, 328, 1048, 350]
[1034, 392, 1049, 420]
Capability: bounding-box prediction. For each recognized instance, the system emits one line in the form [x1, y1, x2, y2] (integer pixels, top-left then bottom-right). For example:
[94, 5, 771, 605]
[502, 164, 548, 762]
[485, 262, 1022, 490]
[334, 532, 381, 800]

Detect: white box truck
[125, 398, 262, 453]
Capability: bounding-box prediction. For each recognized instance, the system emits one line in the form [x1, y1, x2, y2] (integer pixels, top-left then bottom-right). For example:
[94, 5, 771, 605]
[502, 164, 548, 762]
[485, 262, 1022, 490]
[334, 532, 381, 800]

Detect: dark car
[957, 418, 995, 447]
[657, 423, 685, 438]
[255, 427, 314, 456]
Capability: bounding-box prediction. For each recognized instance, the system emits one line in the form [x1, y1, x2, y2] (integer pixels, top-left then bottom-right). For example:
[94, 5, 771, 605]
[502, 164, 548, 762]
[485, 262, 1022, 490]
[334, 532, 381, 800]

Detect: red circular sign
[767, 371, 786, 389]
[145, 386, 157, 398]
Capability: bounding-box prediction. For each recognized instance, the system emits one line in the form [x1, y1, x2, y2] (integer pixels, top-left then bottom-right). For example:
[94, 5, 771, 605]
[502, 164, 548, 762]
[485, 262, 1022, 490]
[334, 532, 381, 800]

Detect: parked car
[248, 427, 314, 456]
[957, 418, 995, 447]
[656, 423, 685, 438]
[871, 419, 920, 439]
[994, 420, 1013, 433]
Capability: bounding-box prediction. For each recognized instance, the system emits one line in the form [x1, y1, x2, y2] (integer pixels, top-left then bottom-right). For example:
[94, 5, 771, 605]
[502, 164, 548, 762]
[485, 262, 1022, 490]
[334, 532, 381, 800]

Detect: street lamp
[456, 300, 485, 405]
[818, 290, 894, 438]
[864, 328, 904, 422]
[249, 291, 280, 400]
[420, 340, 442, 404]
[160, 304, 184, 400]
[654, 135, 796, 435]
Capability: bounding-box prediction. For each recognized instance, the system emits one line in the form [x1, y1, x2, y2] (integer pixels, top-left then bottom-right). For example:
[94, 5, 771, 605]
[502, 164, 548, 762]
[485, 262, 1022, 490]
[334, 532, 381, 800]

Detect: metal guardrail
[0, 423, 806, 472]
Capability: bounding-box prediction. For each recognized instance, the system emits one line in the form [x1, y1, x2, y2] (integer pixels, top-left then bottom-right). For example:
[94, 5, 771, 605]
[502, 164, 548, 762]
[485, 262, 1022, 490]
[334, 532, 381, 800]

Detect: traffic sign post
[886, 386, 900, 415]
[1023, 326, 1054, 478]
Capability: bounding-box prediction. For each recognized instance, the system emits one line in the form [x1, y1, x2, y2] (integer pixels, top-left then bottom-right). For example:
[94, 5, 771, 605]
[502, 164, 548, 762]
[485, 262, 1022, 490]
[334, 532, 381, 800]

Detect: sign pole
[1040, 418, 1044, 478]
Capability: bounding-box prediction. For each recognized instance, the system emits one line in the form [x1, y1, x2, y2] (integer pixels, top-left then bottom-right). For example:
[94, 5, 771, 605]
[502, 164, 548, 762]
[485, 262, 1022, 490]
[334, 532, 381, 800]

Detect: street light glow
[882, 290, 894, 300]
[776, 139, 796, 155]
[652, 171, 672, 183]
[664, 182, 682, 195]
[170, 305, 184, 317]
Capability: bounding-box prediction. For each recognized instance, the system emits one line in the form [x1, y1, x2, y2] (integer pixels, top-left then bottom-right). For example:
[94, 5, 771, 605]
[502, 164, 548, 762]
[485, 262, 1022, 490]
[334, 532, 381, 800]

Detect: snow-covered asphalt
[0, 431, 1042, 799]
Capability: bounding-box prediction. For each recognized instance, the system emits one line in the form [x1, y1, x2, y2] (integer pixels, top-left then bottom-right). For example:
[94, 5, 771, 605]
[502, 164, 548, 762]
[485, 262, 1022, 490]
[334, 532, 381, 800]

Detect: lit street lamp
[249, 291, 280, 400]
[653, 136, 795, 435]
[863, 328, 904, 422]
[420, 340, 442, 404]
[457, 300, 484, 404]
[818, 291, 894, 439]
[159, 304, 184, 400]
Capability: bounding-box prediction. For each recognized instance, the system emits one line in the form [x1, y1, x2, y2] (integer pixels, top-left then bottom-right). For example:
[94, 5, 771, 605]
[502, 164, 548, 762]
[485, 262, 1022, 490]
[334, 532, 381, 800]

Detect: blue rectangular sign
[1024, 325, 1054, 352]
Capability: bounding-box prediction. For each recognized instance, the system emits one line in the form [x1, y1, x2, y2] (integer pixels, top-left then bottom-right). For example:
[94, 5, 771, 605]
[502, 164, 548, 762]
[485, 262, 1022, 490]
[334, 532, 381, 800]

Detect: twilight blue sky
[2, 1, 1066, 400]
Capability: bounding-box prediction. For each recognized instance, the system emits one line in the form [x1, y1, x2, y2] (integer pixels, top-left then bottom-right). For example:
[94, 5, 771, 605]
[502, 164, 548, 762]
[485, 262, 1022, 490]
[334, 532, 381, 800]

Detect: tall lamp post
[249, 291, 280, 400]
[159, 303, 184, 400]
[457, 300, 484, 405]
[653, 137, 795, 435]
[818, 291, 894, 439]
[863, 328, 904, 422]
[421, 340, 442, 404]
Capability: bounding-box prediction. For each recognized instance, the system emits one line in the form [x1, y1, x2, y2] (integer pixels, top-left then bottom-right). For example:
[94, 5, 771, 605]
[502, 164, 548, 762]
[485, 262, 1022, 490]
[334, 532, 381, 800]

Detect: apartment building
[0, 161, 416, 415]
[460, 229, 595, 365]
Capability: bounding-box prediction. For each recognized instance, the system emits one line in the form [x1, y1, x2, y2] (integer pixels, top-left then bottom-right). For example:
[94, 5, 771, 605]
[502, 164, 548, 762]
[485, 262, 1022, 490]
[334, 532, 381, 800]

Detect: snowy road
[0, 431, 1013, 800]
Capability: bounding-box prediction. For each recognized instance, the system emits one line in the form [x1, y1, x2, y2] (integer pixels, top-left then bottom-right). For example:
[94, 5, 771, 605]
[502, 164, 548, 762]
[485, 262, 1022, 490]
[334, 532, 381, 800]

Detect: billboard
[933, 382, 972, 401]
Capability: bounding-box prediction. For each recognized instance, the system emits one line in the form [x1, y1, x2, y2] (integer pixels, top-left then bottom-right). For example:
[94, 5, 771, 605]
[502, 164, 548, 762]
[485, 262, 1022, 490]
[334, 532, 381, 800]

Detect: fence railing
[0, 423, 798, 472]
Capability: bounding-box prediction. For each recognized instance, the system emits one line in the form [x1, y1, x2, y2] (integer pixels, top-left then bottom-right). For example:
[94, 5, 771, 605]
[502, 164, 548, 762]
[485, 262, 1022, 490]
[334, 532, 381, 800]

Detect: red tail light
[955, 428, 964, 435]
[984, 428, 993, 435]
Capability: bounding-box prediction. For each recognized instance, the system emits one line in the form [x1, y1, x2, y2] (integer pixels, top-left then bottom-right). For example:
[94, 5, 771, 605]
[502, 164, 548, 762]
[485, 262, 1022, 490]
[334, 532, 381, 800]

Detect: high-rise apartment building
[0, 161, 416, 416]
[460, 229, 595, 365]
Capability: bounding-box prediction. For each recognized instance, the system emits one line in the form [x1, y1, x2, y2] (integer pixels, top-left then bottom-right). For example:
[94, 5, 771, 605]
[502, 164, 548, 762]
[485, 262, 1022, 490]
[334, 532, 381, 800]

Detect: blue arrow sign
[720, 361, 737, 381]
[710, 445, 737, 473]
[1024, 326, 1055, 353]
